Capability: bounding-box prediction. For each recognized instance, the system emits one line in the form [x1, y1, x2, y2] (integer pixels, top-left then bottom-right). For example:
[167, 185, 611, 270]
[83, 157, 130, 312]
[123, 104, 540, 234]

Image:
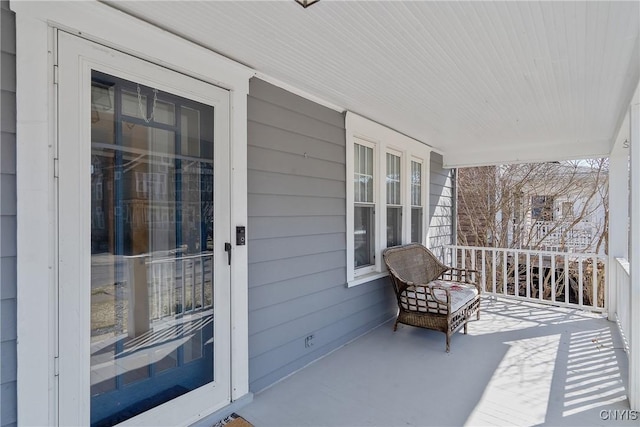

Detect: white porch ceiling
[105, 0, 639, 167]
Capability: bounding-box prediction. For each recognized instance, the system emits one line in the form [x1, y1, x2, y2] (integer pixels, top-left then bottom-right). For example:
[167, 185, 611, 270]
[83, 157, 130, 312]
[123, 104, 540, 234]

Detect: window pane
[154, 100, 176, 126]
[354, 144, 374, 203]
[562, 201, 573, 219]
[386, 153, 401, 205]
[411, 207, 423, 243]
[90, 71, 214, 426]
[532, 195, 554, 220]
[387, 206, 402, 247]
[411, 161, 422, 206]
[366, 145, 373, 201]
[354, 205, 375, 268]
[354, 145, 361, 202]
[121, 90, 144, 119]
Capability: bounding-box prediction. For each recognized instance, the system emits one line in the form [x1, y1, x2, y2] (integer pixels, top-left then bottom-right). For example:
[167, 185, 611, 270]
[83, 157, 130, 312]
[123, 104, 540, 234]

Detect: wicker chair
[382, 244, 481, 352]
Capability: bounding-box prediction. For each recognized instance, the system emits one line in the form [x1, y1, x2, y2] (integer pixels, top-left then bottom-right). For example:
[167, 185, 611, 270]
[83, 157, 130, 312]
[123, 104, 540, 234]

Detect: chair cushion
[401, 280, 478, 313]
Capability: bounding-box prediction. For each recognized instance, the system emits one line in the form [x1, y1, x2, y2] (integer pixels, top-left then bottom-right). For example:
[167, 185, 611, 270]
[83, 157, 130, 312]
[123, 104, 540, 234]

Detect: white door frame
[57, 32, 232, 426]
[12, 2, 252, 425]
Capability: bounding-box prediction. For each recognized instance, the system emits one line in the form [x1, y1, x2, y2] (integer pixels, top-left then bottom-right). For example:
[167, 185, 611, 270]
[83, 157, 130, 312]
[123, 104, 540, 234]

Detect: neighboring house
[458, 163, 609, 254]
[0, 2, 638, 427]
[507, 163, 608, 254]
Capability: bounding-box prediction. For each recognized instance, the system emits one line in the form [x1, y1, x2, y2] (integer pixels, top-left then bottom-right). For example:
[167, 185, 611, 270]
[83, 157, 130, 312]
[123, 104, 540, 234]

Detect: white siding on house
[429, 152, 455, 260]
[0, 2, 17, 426]
[247, 78, 395, 392]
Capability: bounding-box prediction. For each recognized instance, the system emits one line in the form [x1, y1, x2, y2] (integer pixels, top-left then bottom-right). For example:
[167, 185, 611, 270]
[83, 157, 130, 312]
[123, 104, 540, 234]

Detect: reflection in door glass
[90, 71, 215, 426]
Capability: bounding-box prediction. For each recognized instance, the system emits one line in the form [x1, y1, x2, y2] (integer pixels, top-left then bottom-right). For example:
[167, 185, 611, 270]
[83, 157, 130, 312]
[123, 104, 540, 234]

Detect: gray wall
[0, 2, 17, 426]
[429, 152, 456, 260]
[247, 78, 395, 392]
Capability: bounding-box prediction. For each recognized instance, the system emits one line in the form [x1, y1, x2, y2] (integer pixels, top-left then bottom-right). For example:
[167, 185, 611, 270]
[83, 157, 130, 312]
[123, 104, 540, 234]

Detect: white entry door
[57, 32, 231, 426]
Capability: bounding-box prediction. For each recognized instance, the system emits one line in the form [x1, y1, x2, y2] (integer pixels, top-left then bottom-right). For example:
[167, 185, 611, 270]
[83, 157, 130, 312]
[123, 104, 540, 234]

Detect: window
[561, 201, 574, 219]
[354, 142, 375, 269]
[410, 160, 423, 243]
[532, 195, 554, 221]
[346, 112, 432, 286]
[513, 191, 523, 222]
[386, 152, 402, 247]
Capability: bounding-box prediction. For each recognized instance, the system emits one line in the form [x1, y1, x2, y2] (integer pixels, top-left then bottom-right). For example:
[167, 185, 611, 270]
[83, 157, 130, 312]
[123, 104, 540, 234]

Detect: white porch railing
[123, 252, 214, 335]
[146, 253, 214, 320]
[444, 245, 607, 312]
[614, 258, 631, 353]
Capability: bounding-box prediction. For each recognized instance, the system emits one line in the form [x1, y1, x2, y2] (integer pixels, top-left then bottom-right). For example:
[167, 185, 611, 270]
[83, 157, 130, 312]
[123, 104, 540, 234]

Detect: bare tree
[457, 159, 609, 254]
[456, 159, 609, 306]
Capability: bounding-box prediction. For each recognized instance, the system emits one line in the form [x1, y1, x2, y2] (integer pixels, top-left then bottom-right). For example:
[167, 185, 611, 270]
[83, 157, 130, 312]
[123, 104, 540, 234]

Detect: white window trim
[12, 2, 253, 426]
[346, 112, 432, 287]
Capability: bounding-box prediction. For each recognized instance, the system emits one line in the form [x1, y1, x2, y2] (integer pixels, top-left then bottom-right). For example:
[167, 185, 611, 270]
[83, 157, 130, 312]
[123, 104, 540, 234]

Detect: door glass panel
[90, 71, 215, 426]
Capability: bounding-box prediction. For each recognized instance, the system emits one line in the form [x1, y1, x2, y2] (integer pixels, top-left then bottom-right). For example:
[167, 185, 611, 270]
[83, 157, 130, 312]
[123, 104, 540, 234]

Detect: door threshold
[189, 393, 254, 427]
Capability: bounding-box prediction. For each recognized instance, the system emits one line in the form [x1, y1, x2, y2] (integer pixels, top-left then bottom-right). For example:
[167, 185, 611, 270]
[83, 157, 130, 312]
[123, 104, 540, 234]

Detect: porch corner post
[608, 125, 630, 321]
[629, 88, 640, 411]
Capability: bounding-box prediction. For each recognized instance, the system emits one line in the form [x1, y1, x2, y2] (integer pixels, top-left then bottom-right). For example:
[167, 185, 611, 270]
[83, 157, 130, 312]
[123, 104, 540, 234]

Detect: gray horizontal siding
[248, 194, 345, 217]
[249, 280, 388, 392]
[249, 251, 346, 288]
[249, 233, 345, 264]
[249, 170, 345, 199]
[429, 152, 455, 260]
[247, 78, 395, 392]
[248, 216, 345, 240]
[0, 2, 17, 426]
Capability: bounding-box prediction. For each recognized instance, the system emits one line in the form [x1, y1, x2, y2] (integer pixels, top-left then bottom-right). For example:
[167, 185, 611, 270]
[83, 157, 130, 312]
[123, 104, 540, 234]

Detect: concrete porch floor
[237, 297, 634, 426]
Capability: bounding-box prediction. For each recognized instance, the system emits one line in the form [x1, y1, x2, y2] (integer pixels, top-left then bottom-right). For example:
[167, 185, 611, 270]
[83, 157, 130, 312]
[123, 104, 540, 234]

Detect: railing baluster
[462, 249, 467, 273]
[551, 255, 556, 303]
[181, 257, 186, 315]
[200, 256, 205, 309]
[538, 253, 543, 301]
[514, 250, 519, 297]
[481, 249, 486, 293]
[592, 255, 598, 309]
[564, 254, 569, 305]
[155, 263, 161, 318]
[526, 253, 531, 299]
[578, 256, 584, 307]
[471, 248, 476, 283]
[503, 250, 508, 296]
[492, 249, 497, 294]
[191, 259, 196, 312]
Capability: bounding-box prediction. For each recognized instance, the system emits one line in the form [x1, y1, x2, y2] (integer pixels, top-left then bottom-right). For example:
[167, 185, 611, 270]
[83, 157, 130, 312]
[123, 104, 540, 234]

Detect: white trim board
[252, 72, 346, 113]
[11, 1, 251, 425]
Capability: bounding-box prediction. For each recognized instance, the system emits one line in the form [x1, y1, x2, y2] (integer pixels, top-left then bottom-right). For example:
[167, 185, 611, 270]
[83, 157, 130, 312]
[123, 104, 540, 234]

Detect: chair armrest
[438, 268, 482, 293]
[439, 267, 477, 281]
[426, 283, 450, 306]
[404, 282, 452, 312]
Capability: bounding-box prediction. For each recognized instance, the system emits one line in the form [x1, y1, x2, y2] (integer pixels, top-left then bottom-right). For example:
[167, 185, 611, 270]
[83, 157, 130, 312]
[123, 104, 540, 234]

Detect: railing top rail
[445, 244, 607, 260]
[121, 252, 214, 264]
[146, 253, 214, 264]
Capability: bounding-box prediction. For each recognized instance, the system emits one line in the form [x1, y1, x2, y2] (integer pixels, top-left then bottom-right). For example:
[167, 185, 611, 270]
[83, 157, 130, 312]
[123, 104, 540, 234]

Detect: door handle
[224, 242, 232, 265]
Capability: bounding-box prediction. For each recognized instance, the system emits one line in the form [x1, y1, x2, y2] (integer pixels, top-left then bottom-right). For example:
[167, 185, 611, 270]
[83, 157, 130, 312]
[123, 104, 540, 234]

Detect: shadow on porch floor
[238, 297, 634, 426]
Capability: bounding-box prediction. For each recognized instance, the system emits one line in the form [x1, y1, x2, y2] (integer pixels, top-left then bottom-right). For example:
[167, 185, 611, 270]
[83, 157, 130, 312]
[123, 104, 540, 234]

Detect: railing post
[628, 86, 640, 411]
[609, 130, 629, 319]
